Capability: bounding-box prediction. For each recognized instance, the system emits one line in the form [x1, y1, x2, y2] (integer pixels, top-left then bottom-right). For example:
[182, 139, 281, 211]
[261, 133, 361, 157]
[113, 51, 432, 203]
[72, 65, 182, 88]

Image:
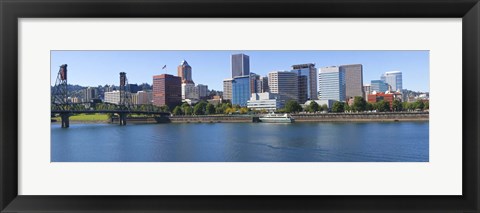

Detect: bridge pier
[60, 113, 70, 128]
[119, 113, 127, 126]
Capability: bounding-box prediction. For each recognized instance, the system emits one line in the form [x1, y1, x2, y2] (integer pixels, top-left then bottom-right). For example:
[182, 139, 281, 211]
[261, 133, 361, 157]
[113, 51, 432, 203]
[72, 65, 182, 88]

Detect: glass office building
[232, 75, 251, 107]
[318, 66, 345, 101]
[291, 63, 318, 100]
[370, 80, 389, 92]
[383, 71, 403, 91]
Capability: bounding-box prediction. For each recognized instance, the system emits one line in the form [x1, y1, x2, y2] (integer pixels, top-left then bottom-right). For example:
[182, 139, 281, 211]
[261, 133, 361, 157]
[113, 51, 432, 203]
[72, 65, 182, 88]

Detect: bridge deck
[51, 110, 170, 115]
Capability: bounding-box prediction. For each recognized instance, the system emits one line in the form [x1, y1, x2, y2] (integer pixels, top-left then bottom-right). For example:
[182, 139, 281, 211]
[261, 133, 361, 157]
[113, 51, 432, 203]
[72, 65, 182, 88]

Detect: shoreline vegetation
[51, 112, 429, 124]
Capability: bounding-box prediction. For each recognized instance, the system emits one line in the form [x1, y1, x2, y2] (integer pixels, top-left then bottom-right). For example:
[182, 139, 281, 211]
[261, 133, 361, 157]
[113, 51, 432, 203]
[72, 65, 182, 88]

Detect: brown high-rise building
[153, 74, 182, 108]
[268, 71, 298, 102]
[340, 64, 364, 100]
[177, 60, 194, 84]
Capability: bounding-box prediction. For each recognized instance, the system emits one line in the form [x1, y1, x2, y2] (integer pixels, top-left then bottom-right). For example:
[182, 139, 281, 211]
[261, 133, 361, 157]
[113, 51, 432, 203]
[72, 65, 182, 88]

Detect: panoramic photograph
[50, 50, 429, 162]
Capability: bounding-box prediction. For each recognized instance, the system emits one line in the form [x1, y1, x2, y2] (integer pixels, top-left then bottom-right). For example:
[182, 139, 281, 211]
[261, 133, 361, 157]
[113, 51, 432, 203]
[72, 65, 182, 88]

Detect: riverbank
[52, 112, 428, 124]
[51, 113, 110, 124]
[292, 112, 428, 122]
[170, 112, 428, 123]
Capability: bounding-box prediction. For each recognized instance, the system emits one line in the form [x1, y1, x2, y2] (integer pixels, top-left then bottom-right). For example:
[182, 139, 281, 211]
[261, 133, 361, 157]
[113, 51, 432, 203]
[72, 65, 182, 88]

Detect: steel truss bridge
[51, 64, 169, 128]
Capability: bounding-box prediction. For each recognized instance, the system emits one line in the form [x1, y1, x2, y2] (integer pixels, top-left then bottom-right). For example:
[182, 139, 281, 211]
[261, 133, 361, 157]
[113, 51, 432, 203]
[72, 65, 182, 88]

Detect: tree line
[53, 96, 429, 116]
[285, 96, 429, 113]
[172, 101, 252, 116]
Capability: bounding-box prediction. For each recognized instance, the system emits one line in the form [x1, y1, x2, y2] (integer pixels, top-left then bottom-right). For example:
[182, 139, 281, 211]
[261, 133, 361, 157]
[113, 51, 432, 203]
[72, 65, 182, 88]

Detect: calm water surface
[51, 122, 429, 162]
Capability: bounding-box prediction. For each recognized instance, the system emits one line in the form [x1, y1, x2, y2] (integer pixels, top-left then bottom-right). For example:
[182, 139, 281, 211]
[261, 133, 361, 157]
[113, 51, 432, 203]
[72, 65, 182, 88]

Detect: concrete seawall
[292, 112, 428, 122]
[170, 112, 428, 123]
[169, 116, 252, 123]
[107, 112, 428, 124]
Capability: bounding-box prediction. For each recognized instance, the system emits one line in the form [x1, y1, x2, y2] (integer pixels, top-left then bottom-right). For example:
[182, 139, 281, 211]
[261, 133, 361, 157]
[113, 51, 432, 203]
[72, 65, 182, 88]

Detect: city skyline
[50, 50, 429, 92]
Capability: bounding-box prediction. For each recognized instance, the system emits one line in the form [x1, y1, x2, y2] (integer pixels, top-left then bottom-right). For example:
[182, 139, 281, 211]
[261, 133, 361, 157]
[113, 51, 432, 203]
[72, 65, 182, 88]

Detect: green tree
[352, 96, 366, 112]
[402, 102, 410, 111]
[161, 105, 170, 113]
[184, 106, 193, 115]
[424, 101, 429, 110]
[215, 104, 225, 114]
[375, 100, 391, 112]
[172, 106, 183, 115]
[193, 101, 207, 115]
[344, 103, 351, 112]
[414, 100, 425, 110]
[321, 104, 328, 112]
[409, 102, 416, 111]
[239, 107, 249, 114]
[206, 103, 215, 115]
[233, 104, 241, 111]
[392, 100, 403, 112]
[331, 102, 345, 113]
[308, 101, 319, 113]
[285, 100, 303, 113]
[366, 102, 374, 111]
[225, 107, 235, 114]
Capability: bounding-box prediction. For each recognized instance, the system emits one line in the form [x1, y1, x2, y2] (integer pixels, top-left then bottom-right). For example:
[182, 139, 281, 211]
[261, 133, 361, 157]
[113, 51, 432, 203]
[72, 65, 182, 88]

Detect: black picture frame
[1, 0, 479, 212]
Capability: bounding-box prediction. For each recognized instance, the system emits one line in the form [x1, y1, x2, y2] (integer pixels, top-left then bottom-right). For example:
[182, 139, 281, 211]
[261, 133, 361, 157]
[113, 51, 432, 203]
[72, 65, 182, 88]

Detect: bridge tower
[118, 72, 132, 125]
[52, 64, 70, 128]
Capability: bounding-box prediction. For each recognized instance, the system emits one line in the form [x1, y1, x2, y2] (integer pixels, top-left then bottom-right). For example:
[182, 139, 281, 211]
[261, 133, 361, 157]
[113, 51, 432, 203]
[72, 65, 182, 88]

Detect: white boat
[259, 113, 294, 123]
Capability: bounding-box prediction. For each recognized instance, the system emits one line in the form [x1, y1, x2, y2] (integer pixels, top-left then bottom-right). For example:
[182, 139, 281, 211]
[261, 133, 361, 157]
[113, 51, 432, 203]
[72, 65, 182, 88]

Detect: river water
[51, 122, 429, 162]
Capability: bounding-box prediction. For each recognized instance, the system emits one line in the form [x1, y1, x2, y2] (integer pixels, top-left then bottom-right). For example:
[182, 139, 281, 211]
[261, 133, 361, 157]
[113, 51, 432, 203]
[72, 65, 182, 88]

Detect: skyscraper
[177, 60, 194, 84]
[84, 87, 97, 102]
[370, 80, 389, 92]
[153, 74, 181, 108]
[363, 84, 372, 100]
[231, 53, 250, 78]
[318, 66, 345, 101]
[339, 64, 363, 99]
[182, 83, 197, 100]
[259, 76, 269, 93]
[249, 73, 261, 94]
[297, 75, 308, 104]
[291, 63, 318, 100]
[383, 71, 403, 91]
[232, 75, 251, 107]
[196, 84, 208, 98]
[223, 79, 233, 100]
[268, 71, 298, 102]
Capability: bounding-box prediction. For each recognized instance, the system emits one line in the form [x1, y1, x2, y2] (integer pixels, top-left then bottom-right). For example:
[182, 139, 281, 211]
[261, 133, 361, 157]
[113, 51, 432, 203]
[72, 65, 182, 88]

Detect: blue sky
[51, 50, 429, 92]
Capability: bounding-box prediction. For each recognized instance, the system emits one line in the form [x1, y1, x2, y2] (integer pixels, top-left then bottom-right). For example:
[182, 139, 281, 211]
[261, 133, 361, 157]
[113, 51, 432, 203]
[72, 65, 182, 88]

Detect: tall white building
[318, 66, 345, 101]
[182, 83, 197, 100]
[104, 91, 121, 104]
[223, 78, 233, 100]
[268, 71, 298, 102]
[383, 71, 403, 91]
[132, 91, 152, 105]
[84, 87, 98, 102]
